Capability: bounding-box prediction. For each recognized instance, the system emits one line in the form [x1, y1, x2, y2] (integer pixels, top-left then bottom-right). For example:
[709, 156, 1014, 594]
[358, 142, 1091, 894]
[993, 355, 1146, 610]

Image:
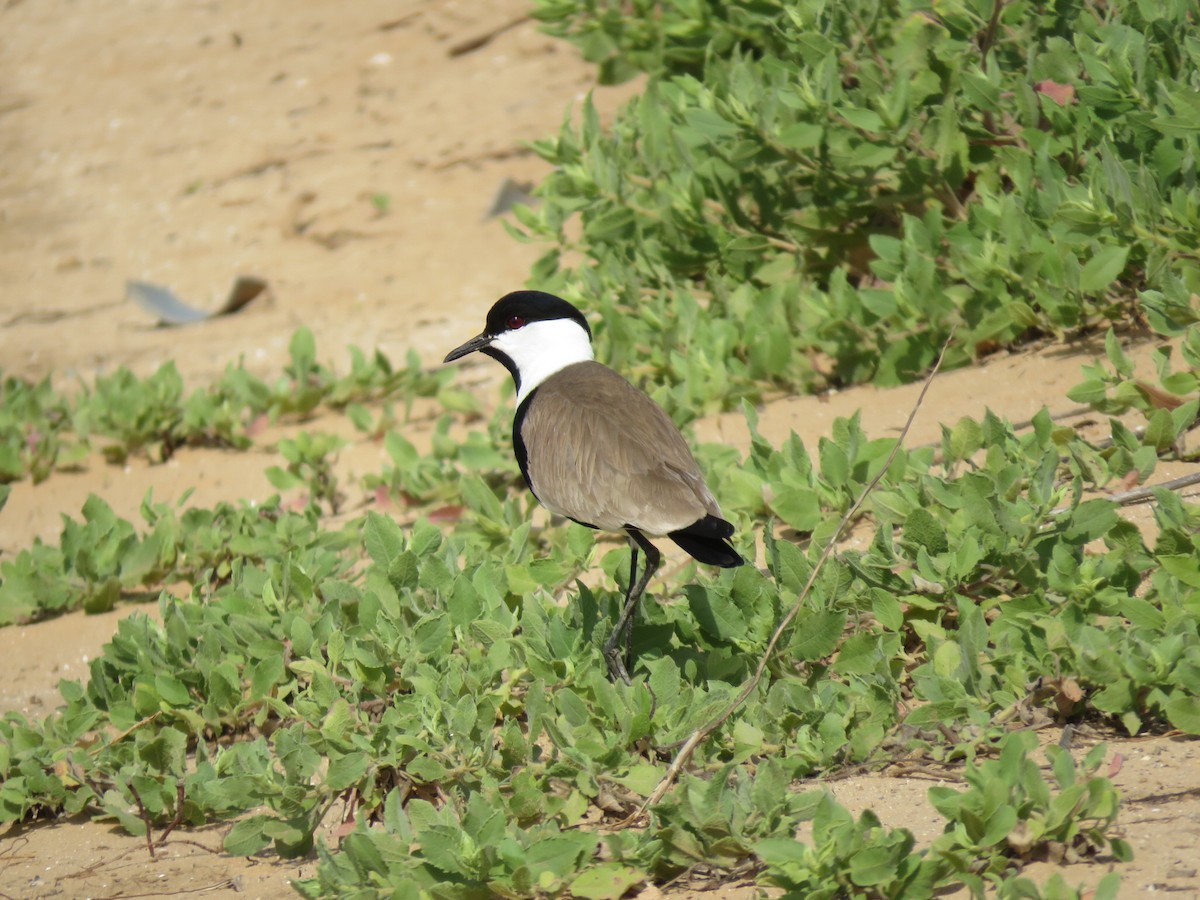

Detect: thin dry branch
[91, 711, 162, 754]
[447, 15, 531, 57]
[1050, 469, 1200, 515]
[92, 880, 242, 900]
[127, 784, 158, 860]
[1106, 470, 1200, 505]
[632, 333, 957, 817]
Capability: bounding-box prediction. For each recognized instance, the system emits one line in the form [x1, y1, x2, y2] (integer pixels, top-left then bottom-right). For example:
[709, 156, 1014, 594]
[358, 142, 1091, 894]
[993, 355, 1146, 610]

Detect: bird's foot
[602, 635, 633, 685]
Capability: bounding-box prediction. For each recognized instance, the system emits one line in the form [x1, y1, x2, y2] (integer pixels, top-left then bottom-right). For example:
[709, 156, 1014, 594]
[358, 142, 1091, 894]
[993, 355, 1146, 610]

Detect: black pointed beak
[443, 333, 493, 363]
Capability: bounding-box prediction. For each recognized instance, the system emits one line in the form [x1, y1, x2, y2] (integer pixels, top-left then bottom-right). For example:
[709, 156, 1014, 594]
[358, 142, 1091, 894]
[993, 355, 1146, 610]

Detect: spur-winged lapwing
[443, 291, 742, 683]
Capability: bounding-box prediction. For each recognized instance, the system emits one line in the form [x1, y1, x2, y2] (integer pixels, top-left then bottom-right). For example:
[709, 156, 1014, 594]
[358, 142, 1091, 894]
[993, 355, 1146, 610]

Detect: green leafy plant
[364, 416, 514, 510]
[0, 491, 355, 626]
[0, 330, 457, 483]
[0, 373, 86, 483]
[517, 0, 1200, 422]
[5, 382, 1193, 897]
[1069, 328, 1200, 461]
[266, 432, 348, 515]
[929, 734, 1130, 892]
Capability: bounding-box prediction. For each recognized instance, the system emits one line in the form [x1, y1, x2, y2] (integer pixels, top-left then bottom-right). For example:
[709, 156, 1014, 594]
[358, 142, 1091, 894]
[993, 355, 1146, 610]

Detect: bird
[443, 290, 742, 683]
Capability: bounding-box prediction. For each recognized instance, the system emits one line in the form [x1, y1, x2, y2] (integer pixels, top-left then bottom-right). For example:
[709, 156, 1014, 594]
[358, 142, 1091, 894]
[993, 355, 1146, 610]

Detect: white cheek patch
[494, 319, 595, 404]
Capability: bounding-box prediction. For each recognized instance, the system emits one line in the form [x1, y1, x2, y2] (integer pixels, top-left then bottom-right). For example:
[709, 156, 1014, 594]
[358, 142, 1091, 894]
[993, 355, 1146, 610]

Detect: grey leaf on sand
[127, 276, 270, 327]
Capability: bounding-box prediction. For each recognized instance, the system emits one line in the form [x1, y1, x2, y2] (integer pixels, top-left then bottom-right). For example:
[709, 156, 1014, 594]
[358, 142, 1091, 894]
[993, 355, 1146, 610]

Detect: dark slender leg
[603, 530, 661, 684]
[619, 544, 639, 660]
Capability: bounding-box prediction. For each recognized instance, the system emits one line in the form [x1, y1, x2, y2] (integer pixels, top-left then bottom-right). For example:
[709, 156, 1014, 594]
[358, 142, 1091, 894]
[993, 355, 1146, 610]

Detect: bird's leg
[603, 530, 661, 684]
[619, 542, 639, 660]
[603, 541, 637, 685]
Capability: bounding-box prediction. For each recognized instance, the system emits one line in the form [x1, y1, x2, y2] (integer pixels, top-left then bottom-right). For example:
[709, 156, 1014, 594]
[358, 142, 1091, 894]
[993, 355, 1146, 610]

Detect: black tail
[668, 515, 743, 568]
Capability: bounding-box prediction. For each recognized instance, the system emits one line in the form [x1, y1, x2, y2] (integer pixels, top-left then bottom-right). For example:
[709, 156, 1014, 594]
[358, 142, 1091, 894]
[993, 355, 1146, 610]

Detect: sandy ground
[1, 1, 1198, 897]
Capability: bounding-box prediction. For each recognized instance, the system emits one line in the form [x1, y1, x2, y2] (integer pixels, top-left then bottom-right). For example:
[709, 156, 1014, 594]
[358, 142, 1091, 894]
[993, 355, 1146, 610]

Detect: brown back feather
[520, 362, 721, 535]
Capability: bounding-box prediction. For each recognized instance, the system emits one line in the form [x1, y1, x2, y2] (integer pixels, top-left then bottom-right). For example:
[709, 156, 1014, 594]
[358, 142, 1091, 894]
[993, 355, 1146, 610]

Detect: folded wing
[519, 362, 721, 536]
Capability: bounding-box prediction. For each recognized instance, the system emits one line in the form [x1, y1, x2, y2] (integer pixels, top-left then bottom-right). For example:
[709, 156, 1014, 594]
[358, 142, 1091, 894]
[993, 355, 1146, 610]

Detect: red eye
[507, 316, 526, 330]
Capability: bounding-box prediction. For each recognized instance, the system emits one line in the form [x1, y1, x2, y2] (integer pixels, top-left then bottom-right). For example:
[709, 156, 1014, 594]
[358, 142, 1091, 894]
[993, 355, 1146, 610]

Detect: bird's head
[444, 291, 595, 404]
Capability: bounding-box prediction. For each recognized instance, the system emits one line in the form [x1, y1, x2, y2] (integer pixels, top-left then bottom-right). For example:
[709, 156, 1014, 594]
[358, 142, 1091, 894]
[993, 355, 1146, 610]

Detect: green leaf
[849, 846, 900, 886]
[266, 819, 313, 858]
[871, 590, 903, 631]
[571, 862, 644, 899]
[683, 107, 739, 141]
[839, 106, 883, 131]
[902, 508, 947, 554]
[755, 835, 810, 873]
[1104, 329, 1134, 378]
[833, 632, 880, 675]
[388, 550, 420, 593]
[1067, 378, 1107, 406]
[525, 832, 597, 878]
[1066, 500, 1118, 542]
[686, 585, 746, 642]
[1164, 696, 1200, 735]
[933, 641, 962, 679]
[288, 327, 316, 368]
[363, 511, 404, 570]
[419, 824, 470, 875]
[407, 756, 447, 783]
[326, 752, 369, 791]
[138, 729, 186, 772]
[83, 577, 121, 614]
[611, 763, 665, 797]
[153, 675, 192, 707]
[1094, 872, 1124, 900]
[789, 610, 846, 662]
[778, 122, 823, 149]
[947, 417, 983, 461]
[771, 487, 822, 532]
[250, 655, 285, 699]
[1144, 408, 1176, 452]
[1079, 246, 1130, 294]
[1159, 555, 1200, 587]
[225, 815, 273, 856]
[321, 698, 355, 741]
[1119, 597, 1164, 630]
[264, 466, 304, 491]
[818, 439, 850, 486]
[774, 539, 810, 593]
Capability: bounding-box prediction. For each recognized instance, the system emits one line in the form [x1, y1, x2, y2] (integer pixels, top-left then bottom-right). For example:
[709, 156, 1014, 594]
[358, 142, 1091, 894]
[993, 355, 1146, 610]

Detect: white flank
[493, 318, 595, 405]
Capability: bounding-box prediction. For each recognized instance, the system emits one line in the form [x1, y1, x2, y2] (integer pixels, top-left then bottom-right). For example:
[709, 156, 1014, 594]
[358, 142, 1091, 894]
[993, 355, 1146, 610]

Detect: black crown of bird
[444, 290, 743, 684]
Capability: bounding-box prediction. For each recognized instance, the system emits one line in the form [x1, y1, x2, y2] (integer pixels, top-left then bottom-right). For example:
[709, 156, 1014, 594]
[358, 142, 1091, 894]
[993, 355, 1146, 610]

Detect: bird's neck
[491, 319, 596, 406]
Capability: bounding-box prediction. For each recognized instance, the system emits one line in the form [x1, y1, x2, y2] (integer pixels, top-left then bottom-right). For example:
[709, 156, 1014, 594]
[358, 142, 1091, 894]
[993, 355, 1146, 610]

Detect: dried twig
[2, 300, 126, 327]
[126, 780, 192, 860]
[127, 784, 158, 860]
[157, 782, 187, 846]
[1043, 468, 1200, 518]
[92, 712, 163, 754]
[632, 332, 956, 817]
[377, 11, 422, 31]
[93, 880, 241, 900]
[428, 144, 533, 172]
[447, 14, 531, 57]
[1047, 469, 1200, 516]
[156, 837, 223, 855]
[1104, 470, 1200, 506]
